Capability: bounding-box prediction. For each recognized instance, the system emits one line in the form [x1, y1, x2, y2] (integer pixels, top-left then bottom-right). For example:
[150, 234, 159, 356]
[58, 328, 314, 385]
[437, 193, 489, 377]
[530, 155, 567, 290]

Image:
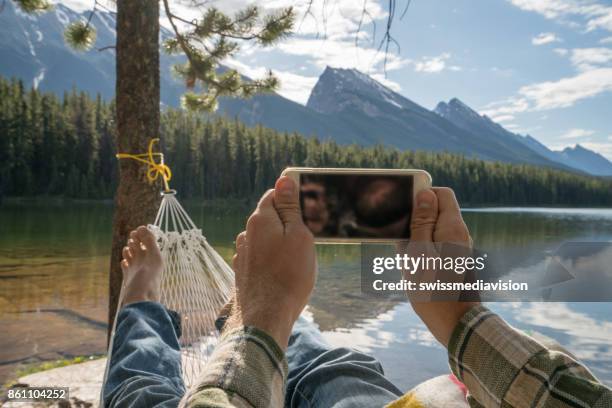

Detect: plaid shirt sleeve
[448, 305, 612, 408]
[182, 326, 288, 408]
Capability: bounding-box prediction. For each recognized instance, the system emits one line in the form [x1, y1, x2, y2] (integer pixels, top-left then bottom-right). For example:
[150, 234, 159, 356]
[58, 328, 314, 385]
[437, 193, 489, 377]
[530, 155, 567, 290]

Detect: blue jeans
[103, 302, 403, 407]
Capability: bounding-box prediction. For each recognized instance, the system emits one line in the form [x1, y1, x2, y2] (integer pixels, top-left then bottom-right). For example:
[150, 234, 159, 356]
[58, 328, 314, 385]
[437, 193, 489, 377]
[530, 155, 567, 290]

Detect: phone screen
[300, 173, 414, 239]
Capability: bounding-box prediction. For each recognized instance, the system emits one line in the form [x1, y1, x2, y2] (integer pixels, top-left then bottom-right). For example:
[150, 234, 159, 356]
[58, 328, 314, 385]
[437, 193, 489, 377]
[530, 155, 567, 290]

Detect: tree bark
[109, 0, 161, 341]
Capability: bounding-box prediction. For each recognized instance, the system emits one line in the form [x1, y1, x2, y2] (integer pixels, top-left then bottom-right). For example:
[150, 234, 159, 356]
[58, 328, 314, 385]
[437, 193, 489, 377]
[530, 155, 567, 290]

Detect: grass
[6, 355, 105, 387]
[16, 355, 104, 377]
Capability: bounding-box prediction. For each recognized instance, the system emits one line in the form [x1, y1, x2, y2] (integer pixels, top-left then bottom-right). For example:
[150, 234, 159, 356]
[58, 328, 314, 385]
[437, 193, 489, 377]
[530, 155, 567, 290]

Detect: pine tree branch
[162, 0, 188, 52]
[98, 45, 115, 52]
[166, 8, 291, 43]
[165, 12, 198, 28]
[162, 0, 290, 110]
[162, 0, 226, 93]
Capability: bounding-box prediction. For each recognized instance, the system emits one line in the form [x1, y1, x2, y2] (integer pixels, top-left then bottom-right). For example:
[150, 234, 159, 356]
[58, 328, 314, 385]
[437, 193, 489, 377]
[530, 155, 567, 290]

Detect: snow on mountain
[307, 66, 427, 116]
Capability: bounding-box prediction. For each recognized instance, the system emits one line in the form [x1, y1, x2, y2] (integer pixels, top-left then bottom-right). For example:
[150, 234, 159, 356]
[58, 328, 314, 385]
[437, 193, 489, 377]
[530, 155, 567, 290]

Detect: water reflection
[314, 303, 448, 389]
[0, 203, 611, 388]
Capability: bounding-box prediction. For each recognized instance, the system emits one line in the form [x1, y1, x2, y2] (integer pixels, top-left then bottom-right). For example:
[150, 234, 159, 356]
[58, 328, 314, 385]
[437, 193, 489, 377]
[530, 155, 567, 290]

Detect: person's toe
[122, 246, 132, 262]
[128, 232, 143, 260]
[121, 258, 129, 272]
[136, 226, 156, 251]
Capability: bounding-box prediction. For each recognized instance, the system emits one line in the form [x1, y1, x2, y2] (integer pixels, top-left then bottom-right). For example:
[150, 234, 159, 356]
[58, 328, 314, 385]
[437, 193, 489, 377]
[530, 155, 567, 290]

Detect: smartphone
[281, 167, 432, 243]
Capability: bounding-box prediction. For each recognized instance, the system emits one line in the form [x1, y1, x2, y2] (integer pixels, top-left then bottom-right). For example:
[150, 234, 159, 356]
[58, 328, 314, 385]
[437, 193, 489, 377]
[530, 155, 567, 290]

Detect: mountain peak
[450, 98, 479, 114]
[323, 65, 354, 74]
[435, 97, 481, 120]
[322, 65, 363, 76]
[558, 144, 612, 176]
[564, 144, 588, 153]
[306, 66, 422, 115]
[317, 66, 382, 91]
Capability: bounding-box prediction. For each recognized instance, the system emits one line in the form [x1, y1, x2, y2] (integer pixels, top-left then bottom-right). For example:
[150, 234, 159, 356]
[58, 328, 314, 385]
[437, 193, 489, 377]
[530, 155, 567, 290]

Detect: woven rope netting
[150, 191, 234, 383]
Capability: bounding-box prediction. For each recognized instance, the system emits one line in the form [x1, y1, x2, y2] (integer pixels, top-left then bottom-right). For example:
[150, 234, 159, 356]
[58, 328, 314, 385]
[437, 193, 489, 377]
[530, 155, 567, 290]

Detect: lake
[1, 202, 612, 390]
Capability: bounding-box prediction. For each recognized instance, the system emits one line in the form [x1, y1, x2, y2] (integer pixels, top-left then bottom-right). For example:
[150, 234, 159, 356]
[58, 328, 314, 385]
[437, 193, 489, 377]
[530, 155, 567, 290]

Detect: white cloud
[601, 36, 612, 44]
[370, 74, 402, 92]
[532, 32, 561, 45]
[508, 0, 612, 32]
[223, 58, 318, 105]
[570, 47, 612, 70]
[519, 67, 612, 109]
[490, 114, 515, 122]
[483, 42, 612, 117]
[481, 97, 529, 117]
[485, 67, 612, 116]
[275, 37, 409, 73]
[560, 128, 595, 139]
[581, 141, 612, 159]
[275, 71, 319, 104]
[223, 58, 267, 80]
[413, 53, 452, 73]
[507, 0, 585, 19]
[586, 8, 612, 32]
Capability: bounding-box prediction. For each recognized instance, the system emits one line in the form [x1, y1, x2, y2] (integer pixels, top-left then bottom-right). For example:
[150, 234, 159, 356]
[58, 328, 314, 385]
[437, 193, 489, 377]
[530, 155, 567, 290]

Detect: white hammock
[150, 191, 234, 382]
[101, 190, 234, 399]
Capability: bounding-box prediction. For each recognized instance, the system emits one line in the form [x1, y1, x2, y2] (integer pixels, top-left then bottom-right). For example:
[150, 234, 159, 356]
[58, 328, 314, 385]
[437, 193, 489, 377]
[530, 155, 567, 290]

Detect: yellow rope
[116, 138, 172, 192]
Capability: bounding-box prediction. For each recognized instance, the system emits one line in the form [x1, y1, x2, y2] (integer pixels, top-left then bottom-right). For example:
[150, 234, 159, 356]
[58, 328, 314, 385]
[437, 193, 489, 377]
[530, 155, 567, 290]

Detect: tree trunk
[109, 0, 161, 340]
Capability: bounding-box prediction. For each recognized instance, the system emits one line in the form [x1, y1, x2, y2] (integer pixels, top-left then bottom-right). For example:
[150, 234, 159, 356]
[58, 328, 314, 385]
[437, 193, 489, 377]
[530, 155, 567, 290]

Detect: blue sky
[64, 0, 612, 159]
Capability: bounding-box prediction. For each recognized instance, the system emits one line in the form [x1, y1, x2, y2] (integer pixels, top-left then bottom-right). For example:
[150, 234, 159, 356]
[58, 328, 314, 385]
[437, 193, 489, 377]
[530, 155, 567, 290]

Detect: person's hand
[228, 176, 317, 349]
[407, 187, 479, 347]
[120, 226, 162, 306]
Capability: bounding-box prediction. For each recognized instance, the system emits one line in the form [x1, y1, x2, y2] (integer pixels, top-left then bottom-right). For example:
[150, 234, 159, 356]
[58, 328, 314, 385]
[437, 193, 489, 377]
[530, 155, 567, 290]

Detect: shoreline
[1, 196, 610, 209]
[0, 196, 255, 208]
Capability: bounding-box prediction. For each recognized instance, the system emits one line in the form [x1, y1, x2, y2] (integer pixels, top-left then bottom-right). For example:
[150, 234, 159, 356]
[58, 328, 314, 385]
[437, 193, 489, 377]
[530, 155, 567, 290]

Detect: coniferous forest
[1, 76, 611, 206]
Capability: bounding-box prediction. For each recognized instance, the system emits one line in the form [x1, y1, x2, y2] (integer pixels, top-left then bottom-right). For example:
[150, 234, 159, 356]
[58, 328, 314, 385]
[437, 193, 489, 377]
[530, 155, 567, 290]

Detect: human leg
[285, 316, 403, 408]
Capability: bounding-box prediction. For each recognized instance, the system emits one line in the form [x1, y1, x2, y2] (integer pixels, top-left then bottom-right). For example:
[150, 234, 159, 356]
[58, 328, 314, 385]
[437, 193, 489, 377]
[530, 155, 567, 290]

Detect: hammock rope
[101, 138, 235, 392]
[116, 138, 173, 193]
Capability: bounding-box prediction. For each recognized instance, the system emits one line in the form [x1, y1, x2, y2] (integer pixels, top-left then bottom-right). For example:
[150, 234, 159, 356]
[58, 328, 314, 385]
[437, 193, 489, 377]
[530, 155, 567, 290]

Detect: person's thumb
[411, 189, 438, 242]
[274, 176, 303, 229]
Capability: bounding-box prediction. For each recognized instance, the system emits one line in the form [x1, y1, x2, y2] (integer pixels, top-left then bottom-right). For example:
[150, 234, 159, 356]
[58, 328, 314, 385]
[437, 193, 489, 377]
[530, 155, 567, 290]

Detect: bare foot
[120, 226, 163, 306]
